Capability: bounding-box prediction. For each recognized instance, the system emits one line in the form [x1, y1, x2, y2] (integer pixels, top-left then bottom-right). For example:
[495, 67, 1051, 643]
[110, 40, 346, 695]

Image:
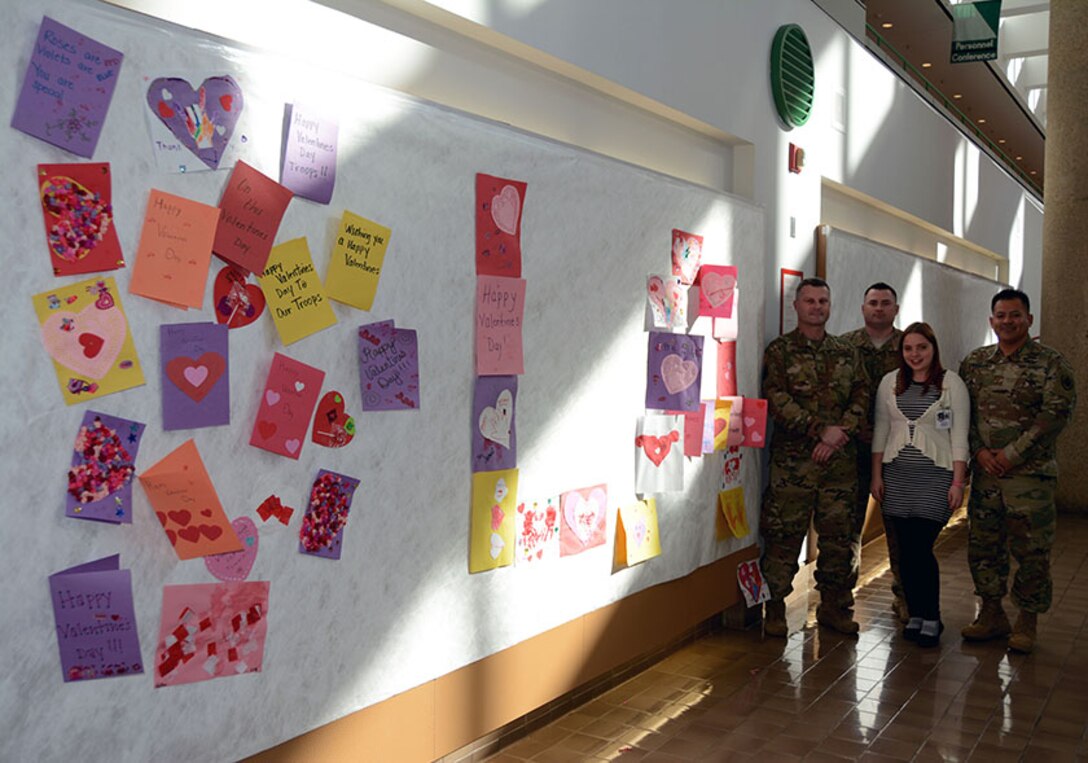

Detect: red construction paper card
[38, 163, 125, 277]
[716, 341, 737, 397]
[213, 161, 292, 274]
[130, 190, 220, 309]
[697, 265, 737, 319]
[741, 398, 768, 448]
[476, 173, 526, 277]
[249, 353, 325, 459]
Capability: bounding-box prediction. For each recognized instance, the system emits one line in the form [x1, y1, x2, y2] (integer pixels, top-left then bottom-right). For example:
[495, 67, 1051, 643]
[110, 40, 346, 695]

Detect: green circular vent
[771, 24, 815, 128]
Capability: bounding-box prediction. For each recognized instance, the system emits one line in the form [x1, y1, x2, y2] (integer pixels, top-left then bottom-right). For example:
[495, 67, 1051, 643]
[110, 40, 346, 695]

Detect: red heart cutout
[635, 431, 680, 467]
[213, 266, 265, 328]
[167, 509, 192, 527]
[201, 508, 213, 517]
[157, 101, 175, 119]
[257, 420, 277, 439]
[714, 418, 727, 436]
[219, 94, 233, 111]
[312, 391, 356, 448]
[79, 333, 104, 358]
[200, 524, 223, 540]
[165, 529, 177, 546]
[164, 352, 227, 403]
[155, 512, 167, 527]
[177, 526, 201, 543]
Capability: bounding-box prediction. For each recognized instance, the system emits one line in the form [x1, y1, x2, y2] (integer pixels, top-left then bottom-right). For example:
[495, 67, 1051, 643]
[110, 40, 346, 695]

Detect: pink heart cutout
[265, 390, 281, 406]
[701, 272, 736, 308]
[183, 365, 209, 388]
[491, 185, 521, 235]
[41, 302, 126, 380]
[660, 354, 699, 395]
[479, 389, 514, 448]
[284, 438, 300, 455]
[204, 517, 258, 581]
[563, 488, 606, 545]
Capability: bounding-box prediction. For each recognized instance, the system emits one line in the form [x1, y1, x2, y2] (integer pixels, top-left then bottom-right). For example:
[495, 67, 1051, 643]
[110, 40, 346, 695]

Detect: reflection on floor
[484, 514, 1088, 762]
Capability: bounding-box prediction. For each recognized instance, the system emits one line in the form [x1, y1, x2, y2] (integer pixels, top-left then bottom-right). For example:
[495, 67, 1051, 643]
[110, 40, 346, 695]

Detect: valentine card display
[280, 104, 337, 203]
[741, 398, 768, 448]
[299, 470, 360, 560]
[357, 321, 420, 410]
[12, 17, 122, 157]
[213, 265, 265, 328]
[205, 517, 259, 582]
[697, 265, 738, 319]
[38, 163, 124, 276]
[214, 161, 292, 274]
[250, 353, 325, 459]
[559, 484, 608, 557]
[671, 229, 702, 285]
[472, 376, 516, 472]
[312, 391, 355, 447]
[634, 415, 684, 493]
[145, 74, 244, 172]
[716, 340, 737, 397]
[645, 331, 703, 412]
[712, 399, 733, 451]
[129, 189, 219, 309]
[32, 276, 145, 405]
[515, 497, 560, 566]
[154, 581, 270, 687]
[475, 275, 525, 375]
[614, 499, 661, 568]
[259, 238, 337, 345]
[161, 322, 229, 430]
[718, 487, 749, 539]
[645, 274, 688, 331]
[139, 439, 243, 560]
[469, 468, 518, 572]
[66, 411, 145, 524]
[475, 173, 527, 277]
[737, 559, 770, 608]
[326, 211, 392, 311]
[49, 555, 143, 682]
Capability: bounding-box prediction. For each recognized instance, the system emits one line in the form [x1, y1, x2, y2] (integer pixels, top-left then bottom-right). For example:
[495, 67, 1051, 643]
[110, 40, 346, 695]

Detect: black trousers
[886, 516, 944, 621]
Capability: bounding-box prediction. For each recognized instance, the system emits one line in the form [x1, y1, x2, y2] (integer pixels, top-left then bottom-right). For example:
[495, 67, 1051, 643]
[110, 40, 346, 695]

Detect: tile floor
[484, 514, 1088, 762]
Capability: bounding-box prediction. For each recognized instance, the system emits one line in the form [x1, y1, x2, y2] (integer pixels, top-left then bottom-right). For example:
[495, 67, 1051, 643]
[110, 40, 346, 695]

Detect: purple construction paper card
[646, 331, 704, 411]
[160, 322, 229, 431]
[472, 376, 517, 472]
[66, 411, 145, 524]
[281, 104, 337, 204]
[11, 17, 123, 157]
[298, 470, 360, 560]
[358, 321, 420, 411]
[49, 555, 144, 682]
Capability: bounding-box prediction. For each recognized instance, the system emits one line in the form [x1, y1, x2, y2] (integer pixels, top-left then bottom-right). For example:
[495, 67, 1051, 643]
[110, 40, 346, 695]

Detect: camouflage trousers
[857, 441, 903, 600]
[968, 470, 1057, 613]
[760, 444, 862, 605]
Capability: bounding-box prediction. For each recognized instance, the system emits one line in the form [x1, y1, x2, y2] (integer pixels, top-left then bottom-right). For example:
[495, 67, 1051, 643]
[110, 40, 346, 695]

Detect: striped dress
[881, 381, 954, 524]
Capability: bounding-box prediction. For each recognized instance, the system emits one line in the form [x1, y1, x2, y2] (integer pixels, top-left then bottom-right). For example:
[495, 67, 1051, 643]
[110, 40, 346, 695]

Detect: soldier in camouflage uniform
[760, 278, 870, 637]
[959, 288, 1076, 653]
[841, 283, 907, 622]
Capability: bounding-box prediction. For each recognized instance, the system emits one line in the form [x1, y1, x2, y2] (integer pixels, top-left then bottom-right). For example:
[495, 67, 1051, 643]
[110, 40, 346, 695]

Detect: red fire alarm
[789, 143, 805, 174]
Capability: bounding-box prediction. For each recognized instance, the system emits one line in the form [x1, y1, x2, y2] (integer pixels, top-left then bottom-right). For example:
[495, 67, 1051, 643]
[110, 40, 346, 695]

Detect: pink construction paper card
[559, 484, 608, 557]
[671, 229, 703, 285]
[153, 580, 270, 687]
[249, 353, 325, 459]
[475, 275, 525, 375]
[667, 404, 706, 458]
[716, 341, 737, 397]
[697, 265, 738, 319]
[741, 398, 768, 448]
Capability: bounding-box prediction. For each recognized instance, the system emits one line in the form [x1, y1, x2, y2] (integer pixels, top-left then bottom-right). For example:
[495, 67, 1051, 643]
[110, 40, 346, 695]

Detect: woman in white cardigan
[870, 322, 969, 647]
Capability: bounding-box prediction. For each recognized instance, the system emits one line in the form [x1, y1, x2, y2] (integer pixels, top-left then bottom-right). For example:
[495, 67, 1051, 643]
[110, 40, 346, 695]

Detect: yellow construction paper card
[713, 399, 733, 451]
[470, 468, 518, 573]
[614, 498, 661, 568]
[719, 486, 749, 538]
[32, 277, 145, 405]
[326, 211, 391, 310]
[259, 237, 337, 346]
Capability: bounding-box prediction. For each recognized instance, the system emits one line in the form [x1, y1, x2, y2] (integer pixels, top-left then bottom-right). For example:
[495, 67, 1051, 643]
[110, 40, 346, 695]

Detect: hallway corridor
[484, 515, 1088, 762]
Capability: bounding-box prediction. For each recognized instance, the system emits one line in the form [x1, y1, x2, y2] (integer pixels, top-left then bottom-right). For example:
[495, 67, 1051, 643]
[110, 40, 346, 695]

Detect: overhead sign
[951, 0, 1002, 63]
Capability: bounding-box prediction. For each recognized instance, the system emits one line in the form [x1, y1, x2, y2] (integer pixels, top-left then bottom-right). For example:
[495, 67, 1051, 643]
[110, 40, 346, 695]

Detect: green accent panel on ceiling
[771, 24, 815, 128]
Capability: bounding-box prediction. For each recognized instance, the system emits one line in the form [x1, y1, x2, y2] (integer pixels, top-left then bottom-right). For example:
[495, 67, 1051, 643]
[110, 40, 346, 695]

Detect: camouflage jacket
[841, 327, 903, 440]
[959, 339, 1077, 478]
[762, 329, 869, 450]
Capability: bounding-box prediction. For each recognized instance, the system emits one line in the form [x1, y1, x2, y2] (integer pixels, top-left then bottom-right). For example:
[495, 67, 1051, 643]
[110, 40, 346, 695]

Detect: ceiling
[864, 0, 1047, 196]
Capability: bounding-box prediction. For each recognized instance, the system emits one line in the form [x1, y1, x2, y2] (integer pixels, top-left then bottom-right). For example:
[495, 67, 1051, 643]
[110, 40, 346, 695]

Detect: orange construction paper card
[139, 439, 243, 560]
[129, 190, 220, 309]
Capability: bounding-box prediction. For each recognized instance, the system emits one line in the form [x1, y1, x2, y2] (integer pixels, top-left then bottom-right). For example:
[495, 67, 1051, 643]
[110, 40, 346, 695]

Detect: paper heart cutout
[701, 271, 736, 308]
[563, 488, 606, 545]
[147, 76, 244, 170]
[213, 266, 265, 328]
[631, 518, 648, 549]
[257, 420, 277, 439]
[200, 508, 213, 518]
[265, 391, 281, 406]
[489, 532, 505, 560]
[494, 478, 509, 503]
[714, 418, 727, 436]
[41, 302, 126, 380]
[312, 391, 356, 448]
[40, 176, 113, 263]
[67, 417, 135, 506]
[744, 417, 756, 428]
[177, 526, 201, 544]
[635, 430, 679, 467]
[165, 352, 226, 402]
[200, 524, 223, 540]
[479, 389, 514, 448]
[167, 510, 191, 527]
[294, 381, 305, 393]
[490, 504, 505, 531]
[204, 517, 258, 582]
[749, 431, 764, 443]
[660, 354, 699, 395]
[284, 438, 301, 455]
[490, 185, 521, 235]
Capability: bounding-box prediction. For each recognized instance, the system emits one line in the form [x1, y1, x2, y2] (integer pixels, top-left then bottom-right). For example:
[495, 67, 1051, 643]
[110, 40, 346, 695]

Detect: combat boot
[1008, 611, 1037, 654]
[764, 600, 787, 637]
[961, 597, 1011, 641]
